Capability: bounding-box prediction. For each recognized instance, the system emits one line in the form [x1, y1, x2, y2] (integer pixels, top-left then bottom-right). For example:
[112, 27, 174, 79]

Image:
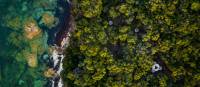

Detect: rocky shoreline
[46, 0, 74, 87]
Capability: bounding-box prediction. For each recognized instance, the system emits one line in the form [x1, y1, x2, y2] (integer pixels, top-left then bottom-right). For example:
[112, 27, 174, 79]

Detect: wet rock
[44, 68, 56, 78]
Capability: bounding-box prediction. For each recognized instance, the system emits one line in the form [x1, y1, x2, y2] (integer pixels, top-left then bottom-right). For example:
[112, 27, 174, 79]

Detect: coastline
[46, 0, 74, 87]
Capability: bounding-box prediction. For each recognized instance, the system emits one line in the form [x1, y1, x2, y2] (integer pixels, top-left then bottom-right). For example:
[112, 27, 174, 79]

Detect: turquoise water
[0, 0, 58, 86]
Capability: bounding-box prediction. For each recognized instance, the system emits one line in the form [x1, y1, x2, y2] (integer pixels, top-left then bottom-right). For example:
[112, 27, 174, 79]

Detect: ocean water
[0, 0, 61, 86]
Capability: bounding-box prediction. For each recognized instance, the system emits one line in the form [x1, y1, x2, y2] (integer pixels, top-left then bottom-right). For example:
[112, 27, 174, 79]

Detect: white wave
[57, 55, 64, 74]
[51, 80, 55, 87]
[58, 78, 63, 87]
[52, 50, 59, 67]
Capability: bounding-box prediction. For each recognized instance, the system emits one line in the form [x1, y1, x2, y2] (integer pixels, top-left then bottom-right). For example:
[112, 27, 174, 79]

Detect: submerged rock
[27, 53, 38, 68]
[41, 12, 57, 28]
[44, 68, 56, 78]
[23, 18, 41, 39]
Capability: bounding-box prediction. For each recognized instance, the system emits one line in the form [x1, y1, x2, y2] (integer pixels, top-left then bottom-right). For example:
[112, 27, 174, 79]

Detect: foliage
[73, 0, 103, 18]
[191, 2, 200, 11]
[63, 0, 200, 87]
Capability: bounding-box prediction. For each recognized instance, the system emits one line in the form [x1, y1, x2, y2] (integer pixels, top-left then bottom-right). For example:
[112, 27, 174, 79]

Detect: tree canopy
[63, 0, 200, 87]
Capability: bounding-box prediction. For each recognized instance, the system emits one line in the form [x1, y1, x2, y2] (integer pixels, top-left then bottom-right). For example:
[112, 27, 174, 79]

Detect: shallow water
[0, 0, 63, 86]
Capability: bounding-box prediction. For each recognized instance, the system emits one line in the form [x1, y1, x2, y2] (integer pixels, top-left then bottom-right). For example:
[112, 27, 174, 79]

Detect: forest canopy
[63, 0, 200, 87]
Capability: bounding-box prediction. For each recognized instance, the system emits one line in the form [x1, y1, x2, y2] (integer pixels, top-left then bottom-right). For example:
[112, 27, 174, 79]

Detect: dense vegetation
[63, 0, 200, 87]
